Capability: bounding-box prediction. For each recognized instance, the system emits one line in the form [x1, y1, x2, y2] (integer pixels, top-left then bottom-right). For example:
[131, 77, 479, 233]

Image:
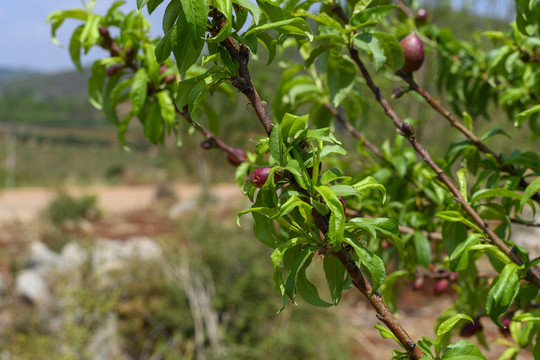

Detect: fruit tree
[48, 1, 540, 358]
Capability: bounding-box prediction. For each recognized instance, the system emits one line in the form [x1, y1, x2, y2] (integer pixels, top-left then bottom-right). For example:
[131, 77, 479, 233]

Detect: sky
[0, 0, 515, 74]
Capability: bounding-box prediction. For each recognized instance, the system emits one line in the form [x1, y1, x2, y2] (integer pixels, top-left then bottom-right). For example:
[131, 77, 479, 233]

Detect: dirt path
[0, 183, 245, 222]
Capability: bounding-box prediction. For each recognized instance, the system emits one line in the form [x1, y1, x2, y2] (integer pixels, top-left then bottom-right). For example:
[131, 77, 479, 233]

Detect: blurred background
[0, 1, 534, 359]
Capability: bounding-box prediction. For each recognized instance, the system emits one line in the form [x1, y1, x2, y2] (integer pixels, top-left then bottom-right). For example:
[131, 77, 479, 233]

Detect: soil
[0, 184, 533, 360]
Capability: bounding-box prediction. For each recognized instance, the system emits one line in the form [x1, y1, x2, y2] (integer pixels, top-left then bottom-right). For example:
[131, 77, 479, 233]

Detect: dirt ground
[0, 184, 534, 359]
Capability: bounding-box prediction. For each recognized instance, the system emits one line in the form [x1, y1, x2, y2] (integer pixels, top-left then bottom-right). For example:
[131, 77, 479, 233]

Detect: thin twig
[397, 70, 540, 204]
[510, 218, 540, 228]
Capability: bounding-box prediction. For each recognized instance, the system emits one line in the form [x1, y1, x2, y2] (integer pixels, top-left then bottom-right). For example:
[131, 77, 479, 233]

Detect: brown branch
[312, 208, 425, 359]
[176, 106, 247, 163]
[333, 249, 425, 359]
[210, 10, 273, 136]
[397, 70, 540, 204]
[348, 47, 540, 289]
[395, 0, 414, 19]
[510, 218, 540, 228]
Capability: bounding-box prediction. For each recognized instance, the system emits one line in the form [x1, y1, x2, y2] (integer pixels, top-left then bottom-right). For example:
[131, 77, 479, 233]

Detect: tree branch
[348, 46, 540, 289]
[397, 70, 540, 204]
[333, 249, 425, 359]
[329, 3, 540, 289]
[210, 10, 274, 136]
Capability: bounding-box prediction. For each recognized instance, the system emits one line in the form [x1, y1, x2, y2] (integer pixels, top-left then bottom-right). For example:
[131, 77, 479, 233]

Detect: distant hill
[0, 68, 107, 127]
[0, 68, 91, 100]
[0, 67, 41, 81]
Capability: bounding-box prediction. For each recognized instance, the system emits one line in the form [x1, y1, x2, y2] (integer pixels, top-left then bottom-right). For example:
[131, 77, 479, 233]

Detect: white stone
[58, 242, 88, 272]
[26, 241, 59, 270]
[15, 270, 51, 308]
[121, 236, 162, 260]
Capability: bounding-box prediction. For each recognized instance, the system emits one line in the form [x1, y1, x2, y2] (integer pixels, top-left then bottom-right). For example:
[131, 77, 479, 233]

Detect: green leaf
[80, 13, 101, 51]
[137, 0, 150, 9]
[323, 255, 345, 305]
[88, 61, 106, 110]
[375, 324, 402, 348]
[513, 308, 540, 322]
[414, 231, 432, 268]
[118, 111, 134, 149]
[245, 18, 313, 40]
[346, 217, 403, 254]
[436, 211, 482, 233]
[269, 123, 284, 165]
[145, 44, 160, 85]
[273, 195, 312, 220]
[270, 238, 309, 293]
[47, 9, 88, 46]
[486, 263, 522, 326]
[315, 186, 345, 251]
[372, 32, 404, 72]
[514, 105, 540, 126]
[156, 91, 176, 129]
[280, 113, 309, 139]
[257, 32, 277, 64]
[463, 112, 473, 131]
[102, 73, 123, 125]
[296, 266, 333, 307]
[256, 0, 285, 22]
[457, 168, 468, 203]
[350, 5, 397, 25]
[441, 340, 486, 359]
[449, 233, 481, 272]
[352, 176, 386, 202]
[155, 27, 173, 63]
[163, 0, 181, 33]
[329, 185, 361, 197]
[171, 14, 204, 77]
[435, 314, 474, 358]
[69, 25, 84, 72]
[520, 177, 540, 211]
[354, 33, 386, 71]
[147, 0, 165, 14]
[130, 68, 149, 115]
[234, 0, 262, 24]
[179, 0, 209, 40]
[470, 188, 522, 204]
[284, 247, 315, 301]
[326, 55, 356, 107]
[342, 235, 386, 295]
[144, 101, 164, 144]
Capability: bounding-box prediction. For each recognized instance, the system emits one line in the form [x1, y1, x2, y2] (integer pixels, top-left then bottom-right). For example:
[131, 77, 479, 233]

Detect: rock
[15, 269, 51, 308]
[58, 242, 88, 272]
[26, 241, 59, 271]
[92, 239, 125, 277]
[121, 236, 162, 260]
